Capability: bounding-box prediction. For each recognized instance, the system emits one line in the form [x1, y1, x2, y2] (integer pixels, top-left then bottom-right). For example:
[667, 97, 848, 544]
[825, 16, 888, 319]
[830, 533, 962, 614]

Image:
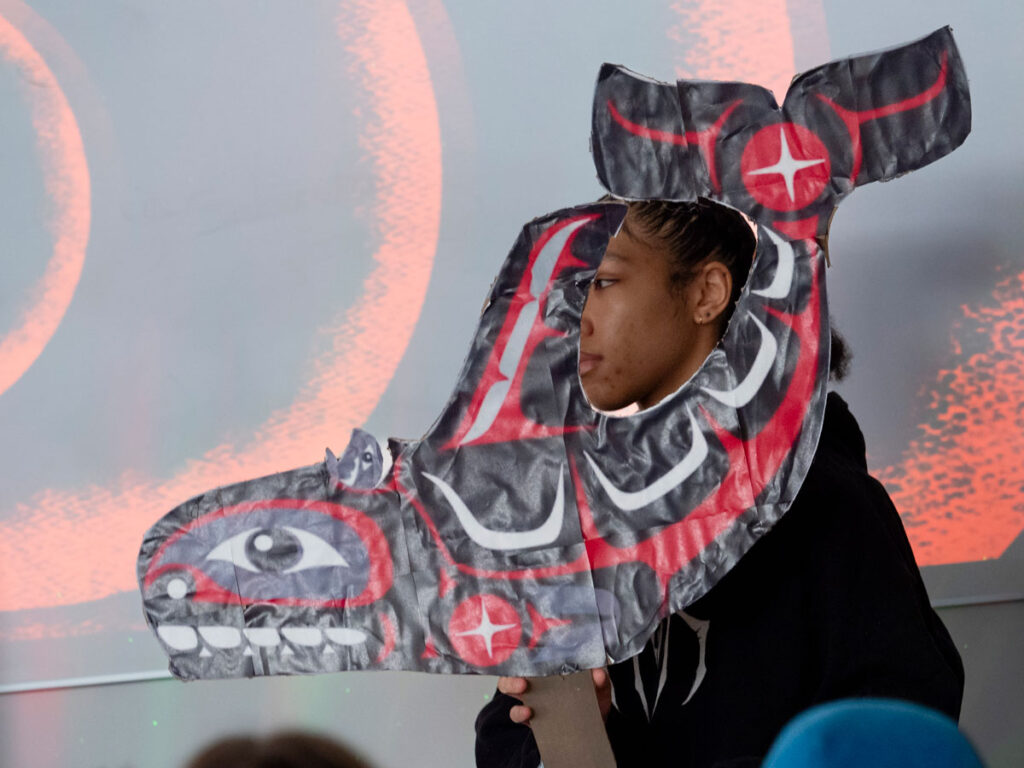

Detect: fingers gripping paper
[138, 28, 970, 680]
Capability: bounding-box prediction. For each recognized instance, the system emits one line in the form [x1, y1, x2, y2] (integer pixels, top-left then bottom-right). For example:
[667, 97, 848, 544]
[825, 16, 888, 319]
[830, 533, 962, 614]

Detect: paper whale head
[138, 27, 969, 680]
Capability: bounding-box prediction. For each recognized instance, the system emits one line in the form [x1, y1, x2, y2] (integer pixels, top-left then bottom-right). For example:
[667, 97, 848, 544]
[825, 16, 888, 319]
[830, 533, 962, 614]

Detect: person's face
[579, 219, 707, 412]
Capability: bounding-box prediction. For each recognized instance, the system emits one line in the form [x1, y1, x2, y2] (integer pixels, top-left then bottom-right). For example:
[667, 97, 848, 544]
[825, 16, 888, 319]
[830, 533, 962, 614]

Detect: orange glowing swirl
[0, 0, 441, 612]
[876, 270, 1024, 565]
[0, 11, 90, 397]
[668, 0, 797, 102]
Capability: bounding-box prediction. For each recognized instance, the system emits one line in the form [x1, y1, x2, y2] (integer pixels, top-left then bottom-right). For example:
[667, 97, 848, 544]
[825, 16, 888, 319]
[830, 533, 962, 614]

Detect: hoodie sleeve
[474, 691, 542, 768]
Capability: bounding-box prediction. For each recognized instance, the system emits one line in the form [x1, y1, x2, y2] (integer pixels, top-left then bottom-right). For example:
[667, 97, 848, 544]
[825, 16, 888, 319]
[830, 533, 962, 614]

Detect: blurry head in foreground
[762, 698, 984, 768]
[184, 731, 373, 768]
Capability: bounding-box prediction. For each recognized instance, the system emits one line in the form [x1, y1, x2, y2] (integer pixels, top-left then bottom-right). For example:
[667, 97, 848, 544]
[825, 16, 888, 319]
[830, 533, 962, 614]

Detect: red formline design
[607, 99, 696, 146]
[444, 213, 598, 449]
[606, 98, 741, 193]
[816, 51, 949, 182]
[526, 603, 572, 650]
[376, 612, 396, 663]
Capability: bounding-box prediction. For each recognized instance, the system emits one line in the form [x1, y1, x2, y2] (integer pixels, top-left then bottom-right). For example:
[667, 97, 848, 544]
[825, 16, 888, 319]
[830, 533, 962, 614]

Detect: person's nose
[580, 299, 594, 337]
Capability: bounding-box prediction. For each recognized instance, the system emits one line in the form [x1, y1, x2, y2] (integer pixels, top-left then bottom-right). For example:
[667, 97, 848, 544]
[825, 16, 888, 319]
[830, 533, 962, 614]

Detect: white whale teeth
[281, 628, 323, 646]
[243, 628, 281, 647]
[325, 627, 368, 645]
[199, 626, 242, 648]
[158, 625, 198, 651]
[159, 625, 369, 654]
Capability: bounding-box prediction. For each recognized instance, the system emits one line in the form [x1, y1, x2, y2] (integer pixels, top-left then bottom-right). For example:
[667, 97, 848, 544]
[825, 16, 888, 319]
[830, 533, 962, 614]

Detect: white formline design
[585, 408, 708, 511]
[422, 466, 565, 550]
[751, 228, 794, 300]
[701, 312, 777, 408]
[679, 611, 709, 706]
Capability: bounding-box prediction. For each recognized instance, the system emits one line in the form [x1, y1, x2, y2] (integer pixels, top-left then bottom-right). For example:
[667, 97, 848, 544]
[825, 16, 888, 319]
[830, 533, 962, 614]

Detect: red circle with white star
[448, 594, 522, 667]
[740, 122, 831, 212]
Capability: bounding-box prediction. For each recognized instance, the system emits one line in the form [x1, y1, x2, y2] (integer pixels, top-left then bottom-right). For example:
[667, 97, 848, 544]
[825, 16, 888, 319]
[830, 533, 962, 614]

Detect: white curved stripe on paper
[701, 313, 776, 408]
[751, 228, 794, 300]
[422, 467, 565, 550]
[585, 408, 707, 511]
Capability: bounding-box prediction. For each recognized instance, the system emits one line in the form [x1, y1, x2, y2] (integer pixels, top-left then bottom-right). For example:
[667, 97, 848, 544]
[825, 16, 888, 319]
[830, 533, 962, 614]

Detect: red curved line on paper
[376, 612, 397, 663]
[0, 0, 443, 612]
[668, 3, 1018, 564]
[607, 100, 695, 146]
[606, 98, 740, 194]
[0, 11, 90, 397]
[852, 51, 948, 123]
[816, 52, 949, 182]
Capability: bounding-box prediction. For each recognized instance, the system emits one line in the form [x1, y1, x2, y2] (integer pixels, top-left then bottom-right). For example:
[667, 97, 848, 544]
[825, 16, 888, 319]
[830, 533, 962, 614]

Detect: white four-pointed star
[455, 600, 518, 659]
[747, 127, 826, 202]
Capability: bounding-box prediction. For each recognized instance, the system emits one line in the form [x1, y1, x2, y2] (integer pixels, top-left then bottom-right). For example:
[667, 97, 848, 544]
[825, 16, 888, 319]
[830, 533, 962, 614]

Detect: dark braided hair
[622, 197, 755, 326]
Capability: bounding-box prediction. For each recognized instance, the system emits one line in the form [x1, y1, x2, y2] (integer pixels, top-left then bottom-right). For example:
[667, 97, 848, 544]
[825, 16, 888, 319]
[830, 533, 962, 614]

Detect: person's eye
[592, 278, 618, 290]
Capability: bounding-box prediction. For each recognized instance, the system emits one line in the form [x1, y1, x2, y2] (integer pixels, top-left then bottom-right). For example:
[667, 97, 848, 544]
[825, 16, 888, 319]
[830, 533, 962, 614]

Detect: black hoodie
[475, 393, 964, 768]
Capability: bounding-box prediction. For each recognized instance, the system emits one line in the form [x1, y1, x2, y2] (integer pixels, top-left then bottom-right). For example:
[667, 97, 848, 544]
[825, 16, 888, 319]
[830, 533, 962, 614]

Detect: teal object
[762, 699, 984, 768]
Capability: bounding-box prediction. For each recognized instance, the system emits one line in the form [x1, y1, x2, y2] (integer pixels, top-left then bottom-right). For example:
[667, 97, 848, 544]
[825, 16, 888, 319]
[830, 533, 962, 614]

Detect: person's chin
[582, 385, 631, 415]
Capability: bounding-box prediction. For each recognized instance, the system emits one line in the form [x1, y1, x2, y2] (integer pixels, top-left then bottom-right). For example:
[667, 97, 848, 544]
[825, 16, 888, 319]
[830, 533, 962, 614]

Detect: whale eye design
[206, 526, 349, 574]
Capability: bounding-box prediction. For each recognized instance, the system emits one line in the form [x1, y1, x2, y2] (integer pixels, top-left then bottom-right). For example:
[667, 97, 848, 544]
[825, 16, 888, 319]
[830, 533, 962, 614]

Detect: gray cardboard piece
[526, 672, 616, 768]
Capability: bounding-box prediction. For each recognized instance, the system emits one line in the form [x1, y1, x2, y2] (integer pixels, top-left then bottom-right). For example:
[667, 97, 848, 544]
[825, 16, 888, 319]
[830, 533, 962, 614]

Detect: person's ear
[691, 261, 732, 326]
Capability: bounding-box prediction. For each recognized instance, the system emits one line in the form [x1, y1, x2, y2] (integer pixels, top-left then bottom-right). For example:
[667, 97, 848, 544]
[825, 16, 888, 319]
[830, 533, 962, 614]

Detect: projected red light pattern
[875, 269, 1024, 565]
[0, 0, 441, 612]
[668, 0, 796, 102]
[0, 7, 90, 398]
